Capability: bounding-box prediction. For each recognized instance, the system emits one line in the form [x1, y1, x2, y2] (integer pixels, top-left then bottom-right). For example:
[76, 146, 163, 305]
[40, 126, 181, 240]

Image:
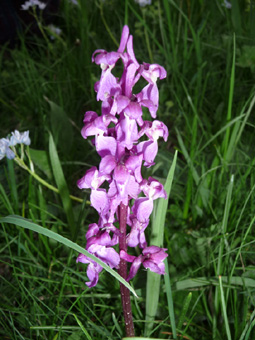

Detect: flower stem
[118, 202, 135, 337]
[14, 157, 86, 204]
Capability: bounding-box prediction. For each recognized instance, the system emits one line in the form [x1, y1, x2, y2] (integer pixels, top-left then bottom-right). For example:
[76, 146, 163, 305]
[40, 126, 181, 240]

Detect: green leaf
[73, 313, 93, 340]
[47, 99, 74, 154]
[7, 158, 18, 213]
[164, 258, 177, 339]
[29, 148, 52, 179]
[237, 45, 255, 69]
[219, 276, 232, 340]
[223, 34, 236, 160]
[0, 215, 137, 297]
[0, 183, 14, 215]
[239, 310, 255, 340]
[176, 276, 255, 290]
[49, 133, 76, 239]
[145, 151, 178, 336]
[122, 336, 164, 340]
[123, 338, 166, 340]
[215, 175, 234, 315]
[177, 292, 192, 331]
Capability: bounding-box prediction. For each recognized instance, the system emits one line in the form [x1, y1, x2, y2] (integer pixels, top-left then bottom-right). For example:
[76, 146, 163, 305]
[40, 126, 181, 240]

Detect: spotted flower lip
[77, 25, 168, 287]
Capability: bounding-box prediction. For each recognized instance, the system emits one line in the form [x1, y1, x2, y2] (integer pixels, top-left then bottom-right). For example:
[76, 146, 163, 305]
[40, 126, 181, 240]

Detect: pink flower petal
[132, 197, 154, 222]
[96, 246, 120, 268]
[96, 135, 117, 157]
[99, 155, 116, 175]
[90, 189, 109, 214]
[143, 260, 165, 275]
[86, 223, 100, 239]
[126, 255, 143, 281]
[86, 262, 102, 287]
[120, 250, 136, 263]
[118, 25, 129, 53]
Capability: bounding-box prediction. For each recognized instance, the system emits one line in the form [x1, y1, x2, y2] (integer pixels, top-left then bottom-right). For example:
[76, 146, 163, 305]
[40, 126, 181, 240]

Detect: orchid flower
[77, 25, 168, 337]
[77, 25, 168, 288]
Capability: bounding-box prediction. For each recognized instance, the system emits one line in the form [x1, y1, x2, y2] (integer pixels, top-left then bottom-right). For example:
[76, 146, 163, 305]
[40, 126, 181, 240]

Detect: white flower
[21, 0, 46, 11]
[135, 0, 152, 7]
[0, 130, 31, 161]
[9, 130, 31, 146]
[222, 0, 232, 9]
[0, 138, 15, 160]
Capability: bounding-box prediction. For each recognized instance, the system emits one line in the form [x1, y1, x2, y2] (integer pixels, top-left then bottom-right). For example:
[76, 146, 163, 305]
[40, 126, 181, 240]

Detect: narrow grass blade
[0, 183, 14, 215]
[219, 276, 232, 340]
[73, 313, 93, 340]
[177, 292, 192, 331]
[49, 133, 76, 239]
[223, 34, 236, 159]
[214, 174, 234, 317]
[227, 214, 255, 301]
[226, 93, 255, 163]
[112, 312, 123, 337]
[123, 338, 166, 340]
[128, 1, 166, 58]
[176, 129, 199, 185]
[164, 258, 177, 339]
[0, 215, 137, 297]
[239, 310, 255, 340]
[7, 159, 18, 213]
[176, 276, 255, 290]
[197, 113, 246, 156]
[162, 0, 177, 68]
[145, 151, 178, 336]
[244, 320, 255, 340]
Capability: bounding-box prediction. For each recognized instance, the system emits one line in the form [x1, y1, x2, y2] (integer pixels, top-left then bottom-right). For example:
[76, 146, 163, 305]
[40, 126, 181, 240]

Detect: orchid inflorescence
[77, 25, 168, 287]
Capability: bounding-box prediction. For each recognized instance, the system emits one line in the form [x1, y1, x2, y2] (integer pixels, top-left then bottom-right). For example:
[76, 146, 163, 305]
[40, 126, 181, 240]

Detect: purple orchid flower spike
[77, 25, 168, 337]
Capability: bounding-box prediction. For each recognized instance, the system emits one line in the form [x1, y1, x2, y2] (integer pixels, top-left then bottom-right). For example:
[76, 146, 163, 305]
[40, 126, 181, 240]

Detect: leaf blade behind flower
[0, 215, 138, 297]
[145, 150, 178, 337]
[49, 133, 76, 239]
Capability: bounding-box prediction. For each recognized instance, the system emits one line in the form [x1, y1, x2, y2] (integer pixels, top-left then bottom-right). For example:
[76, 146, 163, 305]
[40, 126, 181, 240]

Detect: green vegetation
[1, 0, 255, 339]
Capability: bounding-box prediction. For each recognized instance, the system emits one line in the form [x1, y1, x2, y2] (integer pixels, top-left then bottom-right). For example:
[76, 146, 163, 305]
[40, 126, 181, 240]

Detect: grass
[1, 0, 255, 339]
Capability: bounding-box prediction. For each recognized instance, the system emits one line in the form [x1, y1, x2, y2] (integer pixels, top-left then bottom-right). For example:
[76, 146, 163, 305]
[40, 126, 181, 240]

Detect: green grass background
[1, 0, 255, 339]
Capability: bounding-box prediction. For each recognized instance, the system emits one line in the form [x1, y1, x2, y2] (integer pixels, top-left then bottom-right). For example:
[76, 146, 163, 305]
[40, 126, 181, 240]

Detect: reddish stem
[118, 202, 135, 337]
